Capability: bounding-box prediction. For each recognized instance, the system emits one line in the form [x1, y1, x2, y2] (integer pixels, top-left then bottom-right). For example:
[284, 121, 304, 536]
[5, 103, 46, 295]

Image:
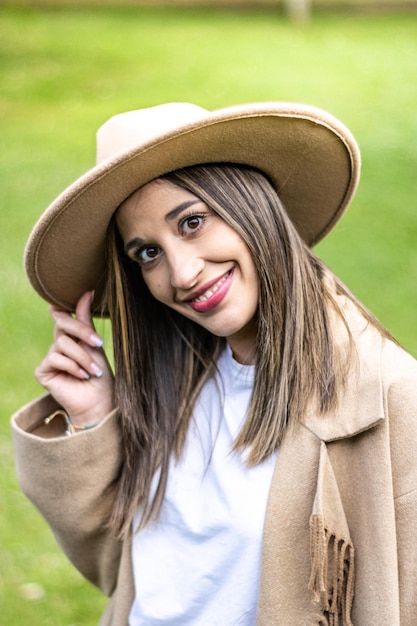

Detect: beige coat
[11, 299, 417, 625]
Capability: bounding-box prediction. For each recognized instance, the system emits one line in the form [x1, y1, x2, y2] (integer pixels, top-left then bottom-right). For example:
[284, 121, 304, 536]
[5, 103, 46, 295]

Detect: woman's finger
[74, 290, 96, 328]
[36, 351, 92, 383]
[52, 334, 104, 379]
[49, 304, 104, 350]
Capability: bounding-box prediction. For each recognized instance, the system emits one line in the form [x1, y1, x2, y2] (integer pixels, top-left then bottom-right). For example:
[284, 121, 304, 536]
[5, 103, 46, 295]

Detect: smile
[186, 269, 234, 313]
[192, 271, 231, 302]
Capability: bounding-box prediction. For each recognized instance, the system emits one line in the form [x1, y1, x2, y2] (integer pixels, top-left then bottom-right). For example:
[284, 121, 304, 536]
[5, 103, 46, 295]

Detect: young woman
[12, 103, 417, 625]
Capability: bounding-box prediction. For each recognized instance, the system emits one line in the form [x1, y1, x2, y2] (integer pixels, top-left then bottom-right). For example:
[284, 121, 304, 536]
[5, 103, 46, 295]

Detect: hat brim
[24, 102, 360, 314]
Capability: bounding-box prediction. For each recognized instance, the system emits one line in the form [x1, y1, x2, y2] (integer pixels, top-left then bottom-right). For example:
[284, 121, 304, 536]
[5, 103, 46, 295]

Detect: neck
[227, 337, 257, 365]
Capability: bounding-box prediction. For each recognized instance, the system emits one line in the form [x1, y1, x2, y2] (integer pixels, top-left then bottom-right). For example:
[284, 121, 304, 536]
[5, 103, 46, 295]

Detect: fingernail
[90, 362, 104, 378]
[90, 334, 104, 348]
[80, 369, 91, 380]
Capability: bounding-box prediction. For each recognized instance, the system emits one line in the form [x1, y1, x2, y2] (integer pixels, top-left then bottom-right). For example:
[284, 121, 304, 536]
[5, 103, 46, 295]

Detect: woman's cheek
[145, 277, 168, 303]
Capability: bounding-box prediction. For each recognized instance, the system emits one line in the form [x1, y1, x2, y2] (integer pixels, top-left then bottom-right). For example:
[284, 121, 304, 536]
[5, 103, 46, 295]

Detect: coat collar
[302, 293, 386, 442]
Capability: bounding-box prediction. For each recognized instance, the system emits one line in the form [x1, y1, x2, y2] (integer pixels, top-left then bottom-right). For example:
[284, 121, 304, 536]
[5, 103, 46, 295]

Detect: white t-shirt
[129, 345, 277, 625]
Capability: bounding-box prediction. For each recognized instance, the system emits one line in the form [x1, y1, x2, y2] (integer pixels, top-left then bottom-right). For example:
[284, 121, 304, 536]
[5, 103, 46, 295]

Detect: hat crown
[96, 102, 209, 164]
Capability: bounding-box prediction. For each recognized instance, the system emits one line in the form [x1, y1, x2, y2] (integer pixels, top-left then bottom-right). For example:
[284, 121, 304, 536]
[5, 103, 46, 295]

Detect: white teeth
[193, 272, 229, 303]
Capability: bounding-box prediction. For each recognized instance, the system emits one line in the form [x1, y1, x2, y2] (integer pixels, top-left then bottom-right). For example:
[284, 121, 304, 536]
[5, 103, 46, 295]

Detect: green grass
[1, 5, 417, 624]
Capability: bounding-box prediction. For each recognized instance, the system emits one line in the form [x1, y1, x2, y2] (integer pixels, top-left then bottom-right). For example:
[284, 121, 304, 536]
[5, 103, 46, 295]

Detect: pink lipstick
[187, 269, 234, 313]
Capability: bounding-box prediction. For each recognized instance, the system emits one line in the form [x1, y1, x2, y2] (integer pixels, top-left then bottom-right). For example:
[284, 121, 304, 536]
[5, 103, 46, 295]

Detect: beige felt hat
[24, 101, 361, 313]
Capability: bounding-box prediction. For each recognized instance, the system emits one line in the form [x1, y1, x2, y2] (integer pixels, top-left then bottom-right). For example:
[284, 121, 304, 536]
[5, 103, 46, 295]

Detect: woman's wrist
[27, 409, 102, 437]
[47, 410, 100, 436]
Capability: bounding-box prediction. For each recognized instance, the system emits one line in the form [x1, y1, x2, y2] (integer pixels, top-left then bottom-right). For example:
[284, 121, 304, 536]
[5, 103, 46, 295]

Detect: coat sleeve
[11, 394, 124, 597]
[384, 342, 417, 624]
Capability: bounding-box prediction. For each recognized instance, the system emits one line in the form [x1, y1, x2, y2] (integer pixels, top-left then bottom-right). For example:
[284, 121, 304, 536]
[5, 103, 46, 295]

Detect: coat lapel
[258, 298, 387, 625]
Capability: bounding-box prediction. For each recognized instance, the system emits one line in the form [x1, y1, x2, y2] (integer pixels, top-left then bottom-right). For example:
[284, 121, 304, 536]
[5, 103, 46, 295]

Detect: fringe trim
[309, 514, 355, 626]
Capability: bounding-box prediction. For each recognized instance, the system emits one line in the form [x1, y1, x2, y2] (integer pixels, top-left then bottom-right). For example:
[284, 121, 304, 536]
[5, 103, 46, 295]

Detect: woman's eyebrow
[165, 199, 202, 222]
[124, 237, 144, 254]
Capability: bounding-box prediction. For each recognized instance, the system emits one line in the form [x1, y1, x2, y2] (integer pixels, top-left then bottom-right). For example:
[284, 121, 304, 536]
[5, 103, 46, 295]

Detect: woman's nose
[168, 249, 204, 291]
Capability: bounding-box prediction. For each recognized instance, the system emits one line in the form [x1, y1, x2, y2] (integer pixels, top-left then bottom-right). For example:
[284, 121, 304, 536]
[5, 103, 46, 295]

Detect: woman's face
[116, 179, 259, 363]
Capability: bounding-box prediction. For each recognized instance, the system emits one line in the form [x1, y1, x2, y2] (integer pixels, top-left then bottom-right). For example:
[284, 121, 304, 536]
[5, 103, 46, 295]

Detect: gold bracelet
[29, 410, 99, 436]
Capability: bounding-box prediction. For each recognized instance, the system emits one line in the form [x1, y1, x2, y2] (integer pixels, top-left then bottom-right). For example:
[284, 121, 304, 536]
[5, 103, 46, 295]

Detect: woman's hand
[35, 291, 115, 426]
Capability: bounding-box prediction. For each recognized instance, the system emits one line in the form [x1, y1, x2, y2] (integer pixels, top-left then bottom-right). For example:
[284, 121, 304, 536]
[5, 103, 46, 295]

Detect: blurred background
[1, 1, 416, 623]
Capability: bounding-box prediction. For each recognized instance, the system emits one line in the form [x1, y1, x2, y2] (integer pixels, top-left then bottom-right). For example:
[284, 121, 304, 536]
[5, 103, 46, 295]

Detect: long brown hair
[105, 163, 387, 538]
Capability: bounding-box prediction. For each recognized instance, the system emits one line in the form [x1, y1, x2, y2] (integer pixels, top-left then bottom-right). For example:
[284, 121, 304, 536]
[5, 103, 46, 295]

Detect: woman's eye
[138, 246, 160, 264]
[181, 215, 204, 234]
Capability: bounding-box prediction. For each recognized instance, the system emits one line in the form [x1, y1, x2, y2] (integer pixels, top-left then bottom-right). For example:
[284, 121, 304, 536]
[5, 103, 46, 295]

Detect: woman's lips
[186, 269, 234, 313]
